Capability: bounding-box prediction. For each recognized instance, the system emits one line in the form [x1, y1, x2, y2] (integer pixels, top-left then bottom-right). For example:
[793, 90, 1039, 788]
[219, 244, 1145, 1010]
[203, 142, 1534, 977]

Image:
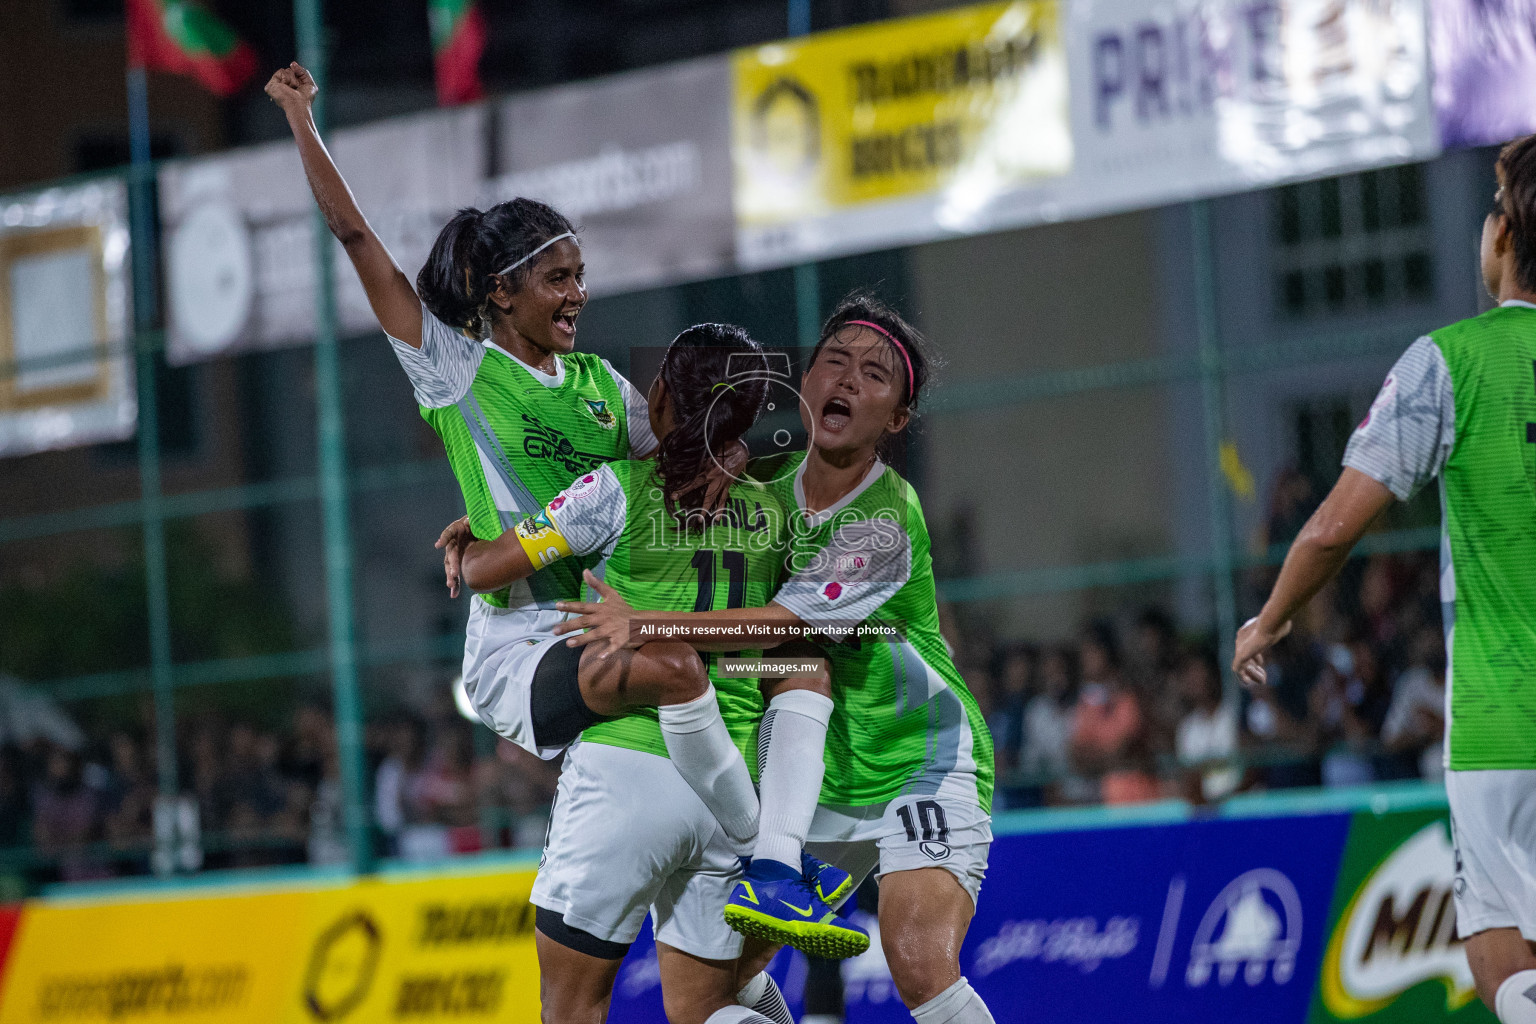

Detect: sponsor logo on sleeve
[568, 473, 601, 499]
[835, 551, 871, 583]
[1359, 373, 1397, 430]
[822, 581, 843, 601]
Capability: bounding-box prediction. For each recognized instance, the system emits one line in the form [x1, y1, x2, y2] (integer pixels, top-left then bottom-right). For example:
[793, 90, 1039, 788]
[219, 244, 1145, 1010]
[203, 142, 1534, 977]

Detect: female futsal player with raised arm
[556, 294, 999, 1024]
[436, 325, 862, 1024]
[263, 63, 767, 867]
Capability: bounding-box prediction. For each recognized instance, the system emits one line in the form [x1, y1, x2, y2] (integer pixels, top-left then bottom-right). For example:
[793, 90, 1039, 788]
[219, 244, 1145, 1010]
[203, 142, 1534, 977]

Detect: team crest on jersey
[583, 398, 617, 429]
[835, 551, 871, 583]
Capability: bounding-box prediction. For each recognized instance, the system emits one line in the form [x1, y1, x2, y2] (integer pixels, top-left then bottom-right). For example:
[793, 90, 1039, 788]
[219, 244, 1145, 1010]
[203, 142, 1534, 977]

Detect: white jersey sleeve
[386, 303, 485, 409]
[774, 517, 912, 632]
[1342, 337, 1456, 501]
[602, 359, 657, 457]
[543, 465, 628, 557]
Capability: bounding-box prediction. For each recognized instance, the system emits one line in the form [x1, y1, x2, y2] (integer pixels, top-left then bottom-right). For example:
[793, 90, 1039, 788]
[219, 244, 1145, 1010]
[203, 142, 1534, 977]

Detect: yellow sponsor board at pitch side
[0, 865, 543, 1024]
[731, 0, 1069, 256]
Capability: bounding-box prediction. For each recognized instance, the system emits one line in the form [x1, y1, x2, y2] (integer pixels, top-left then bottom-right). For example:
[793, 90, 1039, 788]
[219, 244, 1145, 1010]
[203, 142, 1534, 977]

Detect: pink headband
[843, 320, 914, 402]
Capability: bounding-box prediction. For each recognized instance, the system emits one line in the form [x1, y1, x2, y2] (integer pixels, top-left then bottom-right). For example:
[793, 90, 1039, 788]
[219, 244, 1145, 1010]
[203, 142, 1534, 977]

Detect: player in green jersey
[439, 325, 855, 1024]
[1234, 135, 1536, 1024]
[267, 64, 764, 886]
[558, 294, 999, 1024]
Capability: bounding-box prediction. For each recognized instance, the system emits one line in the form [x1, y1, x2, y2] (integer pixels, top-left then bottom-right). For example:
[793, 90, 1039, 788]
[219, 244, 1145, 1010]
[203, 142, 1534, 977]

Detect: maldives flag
[127, 0, 257, 97]
[430, 0, 487, 106]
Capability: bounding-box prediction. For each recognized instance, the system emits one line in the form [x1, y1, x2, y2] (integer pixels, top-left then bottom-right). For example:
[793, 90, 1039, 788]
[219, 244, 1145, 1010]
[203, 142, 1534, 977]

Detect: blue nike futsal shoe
[724, 859, 870, 959]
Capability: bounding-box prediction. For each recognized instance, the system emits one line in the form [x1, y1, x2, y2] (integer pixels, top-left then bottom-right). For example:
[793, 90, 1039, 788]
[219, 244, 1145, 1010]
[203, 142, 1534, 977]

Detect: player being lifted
[439, 325, 854, 1024]
[560, 294, 999, 1024]
[1235, 135, 1536, 1024]
[264, 62, 766, 878]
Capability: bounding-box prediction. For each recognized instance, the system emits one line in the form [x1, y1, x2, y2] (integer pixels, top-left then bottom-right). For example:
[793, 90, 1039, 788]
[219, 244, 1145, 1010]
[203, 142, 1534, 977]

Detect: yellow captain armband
[515, 507, 573, 568]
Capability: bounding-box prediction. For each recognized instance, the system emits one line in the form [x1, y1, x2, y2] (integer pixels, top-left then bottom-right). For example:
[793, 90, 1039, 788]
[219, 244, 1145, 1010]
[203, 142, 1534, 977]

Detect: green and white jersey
[1342, 300, 1536, 769]
[529, 459, 792, 769]
[388, 304, 656, 628]
[751, 450, 995, 815]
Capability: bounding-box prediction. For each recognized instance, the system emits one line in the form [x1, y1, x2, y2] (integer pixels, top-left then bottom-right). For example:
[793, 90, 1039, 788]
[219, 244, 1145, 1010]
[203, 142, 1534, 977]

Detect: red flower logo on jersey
[549, 496, 566, 512]
[822, 582, 843, 601]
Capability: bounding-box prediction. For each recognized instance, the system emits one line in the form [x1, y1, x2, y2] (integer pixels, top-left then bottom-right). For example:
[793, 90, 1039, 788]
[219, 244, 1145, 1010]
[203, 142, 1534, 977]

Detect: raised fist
[264, 62, 318, 117]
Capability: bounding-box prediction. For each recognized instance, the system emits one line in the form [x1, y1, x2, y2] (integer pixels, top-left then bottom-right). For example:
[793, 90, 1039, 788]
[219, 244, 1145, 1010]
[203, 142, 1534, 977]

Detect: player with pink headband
[558, 292, 999, 1024]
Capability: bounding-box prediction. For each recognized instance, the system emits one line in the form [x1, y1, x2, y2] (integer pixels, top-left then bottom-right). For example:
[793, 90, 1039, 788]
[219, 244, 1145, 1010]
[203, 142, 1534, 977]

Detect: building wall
[906, 211, 1176, 640]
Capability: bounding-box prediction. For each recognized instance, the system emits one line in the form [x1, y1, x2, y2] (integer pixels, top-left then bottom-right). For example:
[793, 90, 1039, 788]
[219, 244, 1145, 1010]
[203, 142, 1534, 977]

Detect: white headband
[495, 232, 576, 277]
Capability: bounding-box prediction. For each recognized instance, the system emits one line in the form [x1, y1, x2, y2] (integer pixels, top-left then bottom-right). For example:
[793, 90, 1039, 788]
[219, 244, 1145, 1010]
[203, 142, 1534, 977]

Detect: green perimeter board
[1308, 807, 1490, 1023]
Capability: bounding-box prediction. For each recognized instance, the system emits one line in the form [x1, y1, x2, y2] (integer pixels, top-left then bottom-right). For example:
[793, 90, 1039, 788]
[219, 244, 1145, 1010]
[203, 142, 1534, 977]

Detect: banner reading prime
[0, 181, 135, 457]
[1070, 0, 1439, 214]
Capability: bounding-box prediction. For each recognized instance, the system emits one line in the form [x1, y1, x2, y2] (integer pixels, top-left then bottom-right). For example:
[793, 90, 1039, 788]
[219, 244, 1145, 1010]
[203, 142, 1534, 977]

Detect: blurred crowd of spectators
[0, 705, 558, 884]
[963, 548, 1446, 810]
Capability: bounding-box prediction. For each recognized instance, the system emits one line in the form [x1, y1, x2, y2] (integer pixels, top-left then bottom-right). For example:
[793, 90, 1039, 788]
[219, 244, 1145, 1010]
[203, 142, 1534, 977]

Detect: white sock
[707, 1006, 776, 1024]
[1498, 969, 1536, 1024]
[910, 978, 994, 1024]
[737, 972, 794, 1024]
[659, 687, 760, 847]
[754, 690, 833, 870]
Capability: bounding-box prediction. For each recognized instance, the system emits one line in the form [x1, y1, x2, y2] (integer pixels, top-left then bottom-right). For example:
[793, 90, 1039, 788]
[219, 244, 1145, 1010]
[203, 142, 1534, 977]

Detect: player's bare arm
[1232, 467, 1394, 686]
[555, 570, 806, 655]
[451, 521, 536, 594]
[265, 62, 422, 346]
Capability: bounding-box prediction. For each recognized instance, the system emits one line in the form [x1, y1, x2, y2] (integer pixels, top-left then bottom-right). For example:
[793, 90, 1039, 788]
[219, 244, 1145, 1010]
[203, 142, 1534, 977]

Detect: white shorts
[806, 789, 992, 906]
[460, 596, 568, 760]
[1448, 769, 1536, 941]
[531, 740, 744, 960]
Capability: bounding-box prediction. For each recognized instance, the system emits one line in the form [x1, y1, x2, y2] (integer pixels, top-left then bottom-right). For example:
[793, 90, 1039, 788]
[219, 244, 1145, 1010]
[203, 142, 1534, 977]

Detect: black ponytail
[416, 199, 576, 336]
[653, 324, 770, 519]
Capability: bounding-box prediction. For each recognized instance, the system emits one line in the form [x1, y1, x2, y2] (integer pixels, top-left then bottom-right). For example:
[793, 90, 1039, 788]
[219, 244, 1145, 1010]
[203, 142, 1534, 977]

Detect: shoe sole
[723, 904, 871, 959]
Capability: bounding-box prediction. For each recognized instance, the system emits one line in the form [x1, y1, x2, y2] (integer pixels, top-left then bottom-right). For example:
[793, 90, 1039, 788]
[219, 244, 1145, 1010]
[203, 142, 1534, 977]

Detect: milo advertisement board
[1311, 808, 1491, 1023]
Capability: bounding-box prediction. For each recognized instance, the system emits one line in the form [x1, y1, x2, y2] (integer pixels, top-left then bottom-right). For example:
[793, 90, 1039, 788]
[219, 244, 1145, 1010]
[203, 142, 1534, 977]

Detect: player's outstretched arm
[555, 571, 806, 654]
[1233, 467, 1393, 685]
[264, 62, 422, 347]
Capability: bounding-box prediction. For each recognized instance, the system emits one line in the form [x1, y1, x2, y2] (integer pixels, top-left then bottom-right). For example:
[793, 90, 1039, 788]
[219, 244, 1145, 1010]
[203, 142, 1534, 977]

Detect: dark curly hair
[810, 291, 932, 410]
[654, 324, 770, 520]
[416, 199, 576, 337]
[1497, 134, 1536, 294]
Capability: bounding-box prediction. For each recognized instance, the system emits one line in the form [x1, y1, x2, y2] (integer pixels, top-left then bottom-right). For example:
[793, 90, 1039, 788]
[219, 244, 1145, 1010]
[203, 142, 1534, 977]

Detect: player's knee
[642, 641, 709, 704]
[884, 943, 961, 1009]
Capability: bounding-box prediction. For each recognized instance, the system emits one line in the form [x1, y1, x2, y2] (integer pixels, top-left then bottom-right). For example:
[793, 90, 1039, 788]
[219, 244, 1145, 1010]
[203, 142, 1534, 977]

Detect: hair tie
[843, 319, 915, 402]
[495, 231, 577, 277]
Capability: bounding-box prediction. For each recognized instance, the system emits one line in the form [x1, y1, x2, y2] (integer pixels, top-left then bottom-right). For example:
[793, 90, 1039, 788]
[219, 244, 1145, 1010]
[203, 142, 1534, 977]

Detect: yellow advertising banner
[0, 887, 313, 1024]
[0, 865, 542, 1024]
[731, 0, 1069, 250]
[285, 868, 542, 1024]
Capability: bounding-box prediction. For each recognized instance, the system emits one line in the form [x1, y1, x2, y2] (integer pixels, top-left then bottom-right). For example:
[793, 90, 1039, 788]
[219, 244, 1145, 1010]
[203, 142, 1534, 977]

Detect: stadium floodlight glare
[451, 674, 478, 723]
